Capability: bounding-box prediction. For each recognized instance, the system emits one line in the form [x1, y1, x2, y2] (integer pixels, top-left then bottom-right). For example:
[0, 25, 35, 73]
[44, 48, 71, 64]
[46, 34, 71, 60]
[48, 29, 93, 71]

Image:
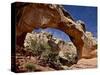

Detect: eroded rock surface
[70, 58, 97, 69]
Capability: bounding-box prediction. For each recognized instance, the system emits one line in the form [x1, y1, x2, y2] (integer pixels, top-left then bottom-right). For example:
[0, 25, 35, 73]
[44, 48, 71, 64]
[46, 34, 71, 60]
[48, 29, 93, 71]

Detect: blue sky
[63, 5, 97, 37]
[34, 5, 97, 42]
[34, 28, 70, 41]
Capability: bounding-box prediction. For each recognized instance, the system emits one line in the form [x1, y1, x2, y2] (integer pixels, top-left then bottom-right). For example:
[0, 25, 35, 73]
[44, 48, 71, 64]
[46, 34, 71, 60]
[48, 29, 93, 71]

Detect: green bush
[29, 38, 52, 56]
[24, 34, 61, 67]
[25, 63, 36, 71]
[30, 39, 43, 56]
[64, 52, 76, 63]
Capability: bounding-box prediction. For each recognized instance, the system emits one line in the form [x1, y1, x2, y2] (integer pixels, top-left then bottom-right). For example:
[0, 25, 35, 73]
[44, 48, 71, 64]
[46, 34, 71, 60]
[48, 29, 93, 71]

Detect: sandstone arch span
[15, 3, 96, 61]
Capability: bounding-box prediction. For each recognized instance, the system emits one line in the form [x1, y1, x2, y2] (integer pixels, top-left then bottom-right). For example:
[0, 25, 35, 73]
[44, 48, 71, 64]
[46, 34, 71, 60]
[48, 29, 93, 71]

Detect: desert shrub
[40, 49, 51, 60]
[24, 33, 61, 68]
[29, 37, 52, 56]
[64, 51, 77, 63]
[29, 39, 43, 56]
[25, 63, 36, 71]
[40, 42, 51, 50]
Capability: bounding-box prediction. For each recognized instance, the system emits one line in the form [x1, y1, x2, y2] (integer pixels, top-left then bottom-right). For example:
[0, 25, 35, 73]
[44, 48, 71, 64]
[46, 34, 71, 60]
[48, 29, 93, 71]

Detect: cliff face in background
[15, 2, 97, 72]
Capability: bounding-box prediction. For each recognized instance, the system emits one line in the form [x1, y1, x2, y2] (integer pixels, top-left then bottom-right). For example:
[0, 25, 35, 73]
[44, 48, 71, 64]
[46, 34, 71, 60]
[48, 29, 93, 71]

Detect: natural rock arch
[16, 3, 96, 61]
